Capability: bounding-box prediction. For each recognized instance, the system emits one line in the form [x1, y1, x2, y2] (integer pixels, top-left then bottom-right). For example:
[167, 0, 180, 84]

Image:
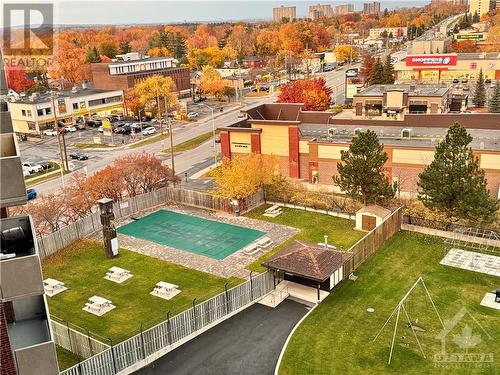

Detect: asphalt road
[135, 300, 309, 375]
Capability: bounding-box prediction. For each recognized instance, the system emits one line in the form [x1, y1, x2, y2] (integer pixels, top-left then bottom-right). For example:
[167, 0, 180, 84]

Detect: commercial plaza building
[219, 103, 500, 198]
[394, 53, 500, 82]
[1, 54, 59, 375]
[8, 87, 124, 135]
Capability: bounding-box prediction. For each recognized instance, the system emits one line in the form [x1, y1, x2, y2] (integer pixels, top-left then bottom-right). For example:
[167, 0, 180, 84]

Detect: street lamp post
[50, 90, 68, 173]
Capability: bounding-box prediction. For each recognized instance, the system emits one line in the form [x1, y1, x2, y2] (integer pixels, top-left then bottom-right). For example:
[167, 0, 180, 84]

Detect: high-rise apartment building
[273, 5, 297, 22]
[335, 3, 355, 15]
[363, 2, 381, 15]
[0, 55, 59, 375]
[469, 0, 493, 17]
[309, 4, 334, 19]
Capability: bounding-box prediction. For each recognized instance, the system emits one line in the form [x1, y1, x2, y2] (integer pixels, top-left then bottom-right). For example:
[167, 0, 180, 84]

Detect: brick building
[363, 2, 381, 15]
[90, 55, 191, 97]
[218, 103, 500, 199]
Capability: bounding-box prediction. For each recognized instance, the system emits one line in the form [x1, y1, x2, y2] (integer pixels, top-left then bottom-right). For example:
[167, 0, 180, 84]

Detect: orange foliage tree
[277, 77, 332, 111]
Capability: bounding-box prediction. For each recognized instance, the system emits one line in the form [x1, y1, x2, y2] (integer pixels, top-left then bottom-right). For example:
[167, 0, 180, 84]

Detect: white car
[22, 162, 43, 173]
[187, 112, 199, 120]
[23, 168, 31, 177]
[142, 126, 156, 136]
[43, 129, 57, 136]
[98, 126, 104, 132]
[66, 126, 77, 132]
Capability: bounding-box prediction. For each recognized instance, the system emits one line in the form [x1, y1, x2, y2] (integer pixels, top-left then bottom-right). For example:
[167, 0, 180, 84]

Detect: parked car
[76, 123, 86, 130]
[142, 126, 156, 136]
[22, 162, 43, 173]
[111, 114, 124, 121]
[452, 78, 459, 83]
[66, 126, 77, 132]
[461, 78, 468, 83]
[115, 124, 132, 135]
[23, 168, 31, 177]
[69, 151, 89, 160]
[35, 161, 52, 170]
[485, 79, 492, 84]
[187, 112, 199, 120]
[97, 126, 104, 132]
[86, 119, 102, 127]
[43, 129, 57, 136]
[130, 123, 142, 131]
[26, 188, 37, 200]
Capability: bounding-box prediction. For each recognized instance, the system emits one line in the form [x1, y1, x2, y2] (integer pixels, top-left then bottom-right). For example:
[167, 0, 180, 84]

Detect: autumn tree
[65, 172, 95, 220]
[213, 154, 277, 201]
[418, 122, 498, 223]
[147, 47, 171, 57]
[333, 45, 359, 63]
[135, 75, 178, 125]
[85, 166, 126, 202]
[124, 88, 141, 116]
[5, 66, 35, 93]
[199, 66, 228, 100]
[333, 130, 396, 204]
[450, 40, 477, 53]
[360, 54, 375, 82]
[277, 77, 332, 111]
[24, 193, 69, 235]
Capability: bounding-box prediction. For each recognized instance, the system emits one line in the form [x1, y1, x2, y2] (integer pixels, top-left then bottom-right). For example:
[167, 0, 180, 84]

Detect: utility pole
[168, 117, 175, 175]
[50, 91, 67, 173]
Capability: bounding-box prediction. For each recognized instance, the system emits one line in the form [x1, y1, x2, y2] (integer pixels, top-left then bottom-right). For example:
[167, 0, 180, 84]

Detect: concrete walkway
[134, 300, 308, 375]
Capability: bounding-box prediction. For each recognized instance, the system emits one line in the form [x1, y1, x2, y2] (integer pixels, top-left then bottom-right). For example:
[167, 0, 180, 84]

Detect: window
[27, 110, 32, 117]
[73, 103, 79, 110]
[37, 109, 44, 116]
[45, 108, 51, 115]
[21, 109, 26, 116]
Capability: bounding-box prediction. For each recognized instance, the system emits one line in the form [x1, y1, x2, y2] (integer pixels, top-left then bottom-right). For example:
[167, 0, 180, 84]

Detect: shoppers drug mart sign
[405, 55, 458, 67]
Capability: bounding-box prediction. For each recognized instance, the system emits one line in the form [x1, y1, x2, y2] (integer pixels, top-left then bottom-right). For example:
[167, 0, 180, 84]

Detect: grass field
[279, 231, 499, 375]
[163, 131, 213, 154]
[42, 240, 242, 341]
[130, 133, 170, 148]
[56, 346, 81, 370]
[245, 205, 364, 272]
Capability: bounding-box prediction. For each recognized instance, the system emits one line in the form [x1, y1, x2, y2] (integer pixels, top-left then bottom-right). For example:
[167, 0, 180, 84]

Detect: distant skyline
[3, 1, 431, 27]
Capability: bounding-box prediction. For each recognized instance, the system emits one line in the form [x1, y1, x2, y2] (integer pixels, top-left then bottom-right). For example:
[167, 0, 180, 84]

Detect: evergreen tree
[383, 8, 389, 17]
[418, 122, 498, 223]
[119, 40, 131, 54]
[472, 11, 480, 23]
[472, 68, 486, 107]
[85, 46, 101, 63]
[369, 58, 384, 85]
[333, 130, 396, 204]
[100, 42, 118, 58]
[382, 55, 395, 84]
[489, 81, 500, 113]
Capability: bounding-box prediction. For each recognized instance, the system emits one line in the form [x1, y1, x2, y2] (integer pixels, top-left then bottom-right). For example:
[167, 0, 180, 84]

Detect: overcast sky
[3, 0, 430, 26]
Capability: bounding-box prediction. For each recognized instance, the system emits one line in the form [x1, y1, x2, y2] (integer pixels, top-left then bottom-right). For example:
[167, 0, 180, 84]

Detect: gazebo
[262, 241, 352, 301]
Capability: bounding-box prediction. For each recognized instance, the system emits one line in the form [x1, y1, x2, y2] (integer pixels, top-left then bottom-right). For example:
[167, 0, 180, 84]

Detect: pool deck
[116, 205, 298, 279]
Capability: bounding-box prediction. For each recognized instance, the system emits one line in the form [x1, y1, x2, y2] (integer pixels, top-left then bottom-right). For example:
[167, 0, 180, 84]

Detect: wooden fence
[37, 187, 265, 259]
[342, 207, 402, 278]
[51, 319, 109, 359]
[59, 272, 273, 375]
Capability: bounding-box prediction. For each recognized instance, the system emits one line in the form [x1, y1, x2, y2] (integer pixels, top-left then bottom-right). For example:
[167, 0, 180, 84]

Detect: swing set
[373, 277, 444, 365]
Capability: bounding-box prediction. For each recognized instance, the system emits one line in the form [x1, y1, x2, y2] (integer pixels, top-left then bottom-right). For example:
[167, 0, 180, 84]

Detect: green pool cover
[117, 210, 264, 260]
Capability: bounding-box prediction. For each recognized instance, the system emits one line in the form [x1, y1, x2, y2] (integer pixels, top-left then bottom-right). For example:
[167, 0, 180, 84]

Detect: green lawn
[42, 240, 242, 341]
[163, 131, 213, 154]
[25, 161, 59, 180]
[279, 231, 499, 375]
[56, 346, 81, 371]
[245, 205, 364, 272]
[130, 133, 170, 148]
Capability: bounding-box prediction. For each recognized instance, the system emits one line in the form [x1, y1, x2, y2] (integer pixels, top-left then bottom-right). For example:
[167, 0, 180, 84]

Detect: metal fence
[342, 208, 402, 278]
[51, 319, 110, 359]
[38, 187, 265, 258]
[59, 272, 273, 375]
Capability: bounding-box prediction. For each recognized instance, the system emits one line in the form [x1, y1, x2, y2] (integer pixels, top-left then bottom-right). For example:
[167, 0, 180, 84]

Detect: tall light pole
[50, 91, 68, 173]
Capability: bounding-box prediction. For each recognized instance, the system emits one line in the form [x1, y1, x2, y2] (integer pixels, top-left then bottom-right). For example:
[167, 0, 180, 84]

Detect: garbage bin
[234, 208, 240, 217]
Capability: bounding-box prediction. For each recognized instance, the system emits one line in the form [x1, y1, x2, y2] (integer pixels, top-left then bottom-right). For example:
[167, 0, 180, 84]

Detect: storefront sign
[406, 55, 457, 67]
[231, 142, 250, 149]
[102, 120, 112, 137]
[345, 68, 359, 77]
[455, 34, 484, 40]
[57, 98, 67, 114]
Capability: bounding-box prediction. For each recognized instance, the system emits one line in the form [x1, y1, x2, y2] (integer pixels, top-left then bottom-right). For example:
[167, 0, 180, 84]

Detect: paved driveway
[135, 300, 308, 375]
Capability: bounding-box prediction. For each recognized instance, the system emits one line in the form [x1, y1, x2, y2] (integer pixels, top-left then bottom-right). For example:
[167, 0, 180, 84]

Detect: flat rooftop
[11, 88, 121, 104]
[299, 124, 500, 151]
[355, 84, 449, 97]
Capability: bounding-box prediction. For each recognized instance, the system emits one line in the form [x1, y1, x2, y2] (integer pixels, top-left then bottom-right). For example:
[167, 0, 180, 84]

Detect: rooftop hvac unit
[354, 128, 363, 135]
[327, 127, 337, 137]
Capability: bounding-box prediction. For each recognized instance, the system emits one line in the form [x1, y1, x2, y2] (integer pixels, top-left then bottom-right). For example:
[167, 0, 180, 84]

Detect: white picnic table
[89, 296, 112, 307]
[108, 266, 130, 276]
[43, 278, 64, 290]
[155, 281, 178, 291]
